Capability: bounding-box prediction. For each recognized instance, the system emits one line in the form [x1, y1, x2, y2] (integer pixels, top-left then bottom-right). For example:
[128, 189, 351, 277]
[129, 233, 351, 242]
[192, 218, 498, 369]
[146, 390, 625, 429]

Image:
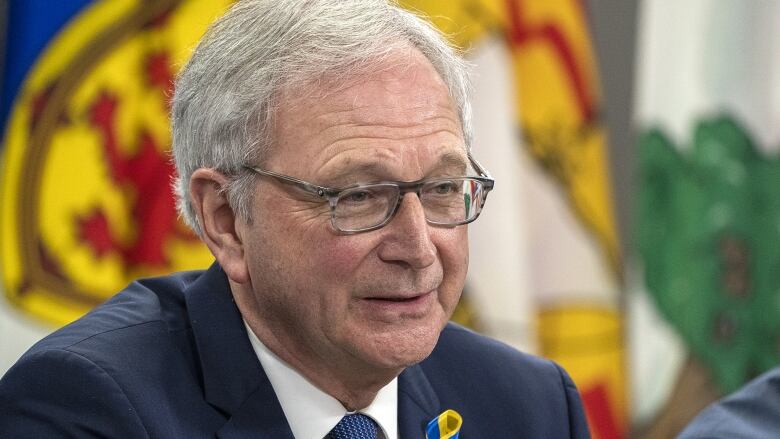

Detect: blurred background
[2, 1, 779, 437]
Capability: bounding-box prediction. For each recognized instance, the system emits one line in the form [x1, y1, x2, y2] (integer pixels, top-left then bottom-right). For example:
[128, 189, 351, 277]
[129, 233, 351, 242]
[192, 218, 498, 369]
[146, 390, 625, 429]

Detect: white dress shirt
[244, 322, 398, 439]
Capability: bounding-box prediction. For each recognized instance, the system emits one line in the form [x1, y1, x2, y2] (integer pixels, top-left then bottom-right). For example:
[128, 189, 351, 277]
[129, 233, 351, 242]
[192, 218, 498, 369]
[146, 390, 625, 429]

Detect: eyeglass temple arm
[243, 166, 330, 197]
[468, 153, 494, 184]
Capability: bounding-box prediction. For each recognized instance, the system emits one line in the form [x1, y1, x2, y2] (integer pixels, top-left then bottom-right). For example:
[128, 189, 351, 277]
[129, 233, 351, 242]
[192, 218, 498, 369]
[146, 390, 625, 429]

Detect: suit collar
[398, 363, 441, 438]
[185, 263, 294, 438]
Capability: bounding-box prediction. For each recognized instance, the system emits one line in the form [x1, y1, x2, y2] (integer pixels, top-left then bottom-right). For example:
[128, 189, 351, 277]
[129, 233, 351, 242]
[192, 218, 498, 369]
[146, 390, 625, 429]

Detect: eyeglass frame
[242, 152, 495, 234]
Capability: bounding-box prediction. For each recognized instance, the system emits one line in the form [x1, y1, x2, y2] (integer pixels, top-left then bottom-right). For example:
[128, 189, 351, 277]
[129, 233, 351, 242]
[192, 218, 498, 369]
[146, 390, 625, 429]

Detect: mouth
[364, 290, 432, 302]
[359, 290, 436, 318]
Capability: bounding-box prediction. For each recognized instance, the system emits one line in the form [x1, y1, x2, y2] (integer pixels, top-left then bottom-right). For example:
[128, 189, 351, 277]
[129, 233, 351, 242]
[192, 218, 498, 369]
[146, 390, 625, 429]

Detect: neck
[231, 282, 401, 410]
[247, 316, 400, 410]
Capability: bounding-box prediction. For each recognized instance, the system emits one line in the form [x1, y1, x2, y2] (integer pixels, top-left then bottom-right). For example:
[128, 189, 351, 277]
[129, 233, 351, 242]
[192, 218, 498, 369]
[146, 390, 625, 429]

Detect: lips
[366, 292, 429, 302]
[359, 290, 436, 319]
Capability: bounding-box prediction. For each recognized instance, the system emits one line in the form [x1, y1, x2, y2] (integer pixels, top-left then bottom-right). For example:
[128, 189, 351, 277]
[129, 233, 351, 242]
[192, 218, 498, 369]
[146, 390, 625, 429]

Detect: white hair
[172, 0, 473, 234]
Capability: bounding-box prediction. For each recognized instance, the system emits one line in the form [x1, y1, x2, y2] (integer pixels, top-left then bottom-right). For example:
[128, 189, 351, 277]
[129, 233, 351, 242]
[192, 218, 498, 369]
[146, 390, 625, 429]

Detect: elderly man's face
[239, 48, 469, 377]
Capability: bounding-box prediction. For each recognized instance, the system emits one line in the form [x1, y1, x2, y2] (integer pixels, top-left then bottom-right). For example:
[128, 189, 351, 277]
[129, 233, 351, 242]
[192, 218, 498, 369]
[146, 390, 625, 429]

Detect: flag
[400, 1, 626, 437]
[0, 0, 231, 368]
[634, 0, 780, 435]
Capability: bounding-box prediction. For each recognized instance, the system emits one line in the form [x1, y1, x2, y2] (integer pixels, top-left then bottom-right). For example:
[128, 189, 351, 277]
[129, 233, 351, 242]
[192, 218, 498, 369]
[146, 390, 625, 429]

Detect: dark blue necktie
[327, 413, 379, 439]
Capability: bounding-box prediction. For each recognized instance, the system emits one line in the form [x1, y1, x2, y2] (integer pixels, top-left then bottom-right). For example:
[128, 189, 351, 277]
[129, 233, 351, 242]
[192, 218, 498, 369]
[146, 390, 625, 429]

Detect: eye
[343, 190, 373, 203]
[431, 180, 458, 195]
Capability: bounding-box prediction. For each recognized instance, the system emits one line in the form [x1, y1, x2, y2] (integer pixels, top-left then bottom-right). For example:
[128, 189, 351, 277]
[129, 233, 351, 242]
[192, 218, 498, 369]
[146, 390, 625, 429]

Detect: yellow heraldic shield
[1, 0, 232, 326]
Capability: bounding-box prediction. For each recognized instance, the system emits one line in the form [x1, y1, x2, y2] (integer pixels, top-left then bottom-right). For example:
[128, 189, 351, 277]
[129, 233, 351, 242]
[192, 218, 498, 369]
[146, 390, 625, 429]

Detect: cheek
[441, 227, 469, 271]
[314, 235, 375, 279]
[437, 228, 469, 306]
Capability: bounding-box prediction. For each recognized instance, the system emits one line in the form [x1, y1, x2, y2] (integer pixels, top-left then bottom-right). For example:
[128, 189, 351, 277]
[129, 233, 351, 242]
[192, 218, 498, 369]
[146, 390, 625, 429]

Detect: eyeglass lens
[332, 178, 486, 232]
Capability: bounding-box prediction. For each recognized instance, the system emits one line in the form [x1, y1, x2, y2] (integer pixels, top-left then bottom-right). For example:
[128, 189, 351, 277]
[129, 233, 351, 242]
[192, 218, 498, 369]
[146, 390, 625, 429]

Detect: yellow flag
[400, 1, 626, 437]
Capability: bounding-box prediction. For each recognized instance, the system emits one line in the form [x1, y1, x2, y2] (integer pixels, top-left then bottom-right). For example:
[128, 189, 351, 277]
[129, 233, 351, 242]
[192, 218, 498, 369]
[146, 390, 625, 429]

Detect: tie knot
[327, 413, 379, 439]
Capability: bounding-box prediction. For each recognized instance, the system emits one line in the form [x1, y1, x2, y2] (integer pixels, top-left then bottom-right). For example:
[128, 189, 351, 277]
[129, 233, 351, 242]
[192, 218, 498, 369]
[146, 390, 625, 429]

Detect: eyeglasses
[243, 153, 494, 234]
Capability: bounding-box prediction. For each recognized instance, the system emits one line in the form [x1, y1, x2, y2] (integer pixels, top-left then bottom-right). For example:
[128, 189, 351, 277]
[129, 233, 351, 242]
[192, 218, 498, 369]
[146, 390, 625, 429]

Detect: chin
[357, 319, 446, 370]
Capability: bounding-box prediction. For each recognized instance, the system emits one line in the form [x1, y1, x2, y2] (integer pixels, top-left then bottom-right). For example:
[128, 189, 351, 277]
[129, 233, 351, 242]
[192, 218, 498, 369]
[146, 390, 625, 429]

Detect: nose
[376, 193, 437, 269]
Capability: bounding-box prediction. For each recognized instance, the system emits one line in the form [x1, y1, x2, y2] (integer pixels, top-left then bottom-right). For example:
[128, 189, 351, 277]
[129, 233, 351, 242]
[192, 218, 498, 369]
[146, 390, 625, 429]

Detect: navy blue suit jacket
[678, 367, 780, 439]
[0, 264, 590, 438]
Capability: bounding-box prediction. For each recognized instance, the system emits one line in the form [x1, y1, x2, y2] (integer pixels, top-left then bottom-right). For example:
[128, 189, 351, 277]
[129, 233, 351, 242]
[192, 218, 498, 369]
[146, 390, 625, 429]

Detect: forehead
[281, 47, 456, 121]
[269, 47, 466, 178]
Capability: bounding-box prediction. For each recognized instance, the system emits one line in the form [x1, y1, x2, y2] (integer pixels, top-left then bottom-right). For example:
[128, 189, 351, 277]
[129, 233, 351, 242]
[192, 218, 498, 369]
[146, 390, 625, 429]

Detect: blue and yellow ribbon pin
[426, 409, 462, 439]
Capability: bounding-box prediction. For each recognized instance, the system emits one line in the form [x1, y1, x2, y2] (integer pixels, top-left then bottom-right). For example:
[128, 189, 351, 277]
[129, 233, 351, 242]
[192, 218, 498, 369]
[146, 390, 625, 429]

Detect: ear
[189, 168, 250, 284]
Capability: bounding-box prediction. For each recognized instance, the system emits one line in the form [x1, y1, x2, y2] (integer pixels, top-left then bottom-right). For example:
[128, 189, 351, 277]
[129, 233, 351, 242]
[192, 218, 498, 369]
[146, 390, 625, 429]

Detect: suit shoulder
[0, 347, 149, 437]
[433, 322, 561, 376]
[423, 322, 579, 400]
[25, 270, 202, 355]
[679, 367, 780, 438]
[421, 323, 590, 437]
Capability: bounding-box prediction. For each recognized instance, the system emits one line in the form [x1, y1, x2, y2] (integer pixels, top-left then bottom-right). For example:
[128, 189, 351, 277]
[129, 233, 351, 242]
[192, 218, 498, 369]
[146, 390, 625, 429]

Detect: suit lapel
[185, 263, 294, 439]
[398, 364, 440, 438]
[214, 385, 295, 439]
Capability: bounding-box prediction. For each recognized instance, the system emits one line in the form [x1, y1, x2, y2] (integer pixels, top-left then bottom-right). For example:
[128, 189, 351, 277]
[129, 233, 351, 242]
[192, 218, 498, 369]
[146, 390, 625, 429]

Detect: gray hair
[172, 0, 473, 234]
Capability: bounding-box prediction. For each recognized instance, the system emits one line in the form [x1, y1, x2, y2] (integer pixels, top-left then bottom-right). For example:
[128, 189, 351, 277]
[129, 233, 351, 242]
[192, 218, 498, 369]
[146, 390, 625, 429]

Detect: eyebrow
[435, 151, 469, 174]
[322, 150, 469, 187]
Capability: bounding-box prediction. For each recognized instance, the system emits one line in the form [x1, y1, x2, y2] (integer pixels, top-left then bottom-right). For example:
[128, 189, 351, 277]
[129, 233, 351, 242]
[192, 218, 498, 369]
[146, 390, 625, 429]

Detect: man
[0, 0, 590, 437]
[678, 367, 780, 438]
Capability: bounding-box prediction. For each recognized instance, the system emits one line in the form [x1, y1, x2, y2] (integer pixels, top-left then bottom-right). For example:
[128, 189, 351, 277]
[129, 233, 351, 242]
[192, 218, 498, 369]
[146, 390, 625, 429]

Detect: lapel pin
[426, 409, 462, 439]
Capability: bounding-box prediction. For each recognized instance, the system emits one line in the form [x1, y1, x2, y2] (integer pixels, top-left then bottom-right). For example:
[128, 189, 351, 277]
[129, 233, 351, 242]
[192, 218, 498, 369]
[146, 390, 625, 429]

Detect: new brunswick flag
[399, 1, 626, 438]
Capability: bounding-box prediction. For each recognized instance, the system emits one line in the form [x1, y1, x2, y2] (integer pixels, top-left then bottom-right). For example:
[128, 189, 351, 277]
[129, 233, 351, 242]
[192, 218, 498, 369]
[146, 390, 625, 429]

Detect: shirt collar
[244, 322, 398, 439]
